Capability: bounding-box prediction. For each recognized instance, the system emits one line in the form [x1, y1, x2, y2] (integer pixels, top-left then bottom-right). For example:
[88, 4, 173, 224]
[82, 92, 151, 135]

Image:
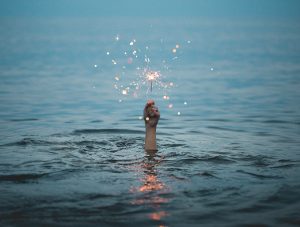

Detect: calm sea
[0, 17, 300, 226]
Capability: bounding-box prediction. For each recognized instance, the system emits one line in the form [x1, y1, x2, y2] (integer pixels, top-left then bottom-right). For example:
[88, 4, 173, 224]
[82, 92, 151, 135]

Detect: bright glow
[184, 101, 187, 105]
[145, 117, 149, 121]
[94, 64, 98, 68]
[172, 48, 177, 53]
[122, 90, 127, 95]
[106, 51, 110, 55]
[177, 112, 181, 115]
[146, 71, 160, 81]
[168, 104, 173, 108]
[176, 44, 180, 48]
[115, 76, 119, 81]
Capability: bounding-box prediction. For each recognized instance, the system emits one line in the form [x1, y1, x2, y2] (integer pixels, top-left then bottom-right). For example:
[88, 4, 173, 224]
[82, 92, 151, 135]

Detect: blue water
[0, 17, 300, 226]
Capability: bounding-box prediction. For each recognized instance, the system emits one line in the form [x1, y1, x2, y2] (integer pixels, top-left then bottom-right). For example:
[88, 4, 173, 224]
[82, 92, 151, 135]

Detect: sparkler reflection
[131, 151, 170, 225]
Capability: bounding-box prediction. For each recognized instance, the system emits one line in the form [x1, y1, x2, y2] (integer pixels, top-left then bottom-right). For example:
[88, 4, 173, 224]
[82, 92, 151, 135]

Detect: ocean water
[0, 17, 300, 226]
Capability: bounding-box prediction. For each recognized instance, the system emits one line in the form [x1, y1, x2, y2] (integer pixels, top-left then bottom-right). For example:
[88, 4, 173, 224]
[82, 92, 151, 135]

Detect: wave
[72, 128, 144, 135]
[0, 173, 46, 182]
[236, 170, 282, 179]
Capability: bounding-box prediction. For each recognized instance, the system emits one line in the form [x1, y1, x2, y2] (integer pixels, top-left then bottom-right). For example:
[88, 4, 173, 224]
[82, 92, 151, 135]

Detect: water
[0, 17, 300, 226]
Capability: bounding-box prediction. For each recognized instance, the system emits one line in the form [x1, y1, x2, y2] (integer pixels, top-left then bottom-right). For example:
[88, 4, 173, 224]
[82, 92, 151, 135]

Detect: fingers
[145, 99, 155, 108]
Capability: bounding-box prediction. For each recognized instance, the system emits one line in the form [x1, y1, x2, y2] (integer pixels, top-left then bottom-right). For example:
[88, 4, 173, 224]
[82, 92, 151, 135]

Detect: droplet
[94, 64, 98, 68]
[115, 76, 119, 81]
[122, 90, 127, 95]
[172, 48, 177, 53]
[139, 116, 143, 120]
[176, 44, 180, 49]
[177, 112, 181, 115]
[112, 60, 117, 65]
[106, 51, 110, 55]
[210, 67, 214, 71]
[130, 41, 134, 46]
[115, 35, 119, 41]
[184, 101, 187, 105]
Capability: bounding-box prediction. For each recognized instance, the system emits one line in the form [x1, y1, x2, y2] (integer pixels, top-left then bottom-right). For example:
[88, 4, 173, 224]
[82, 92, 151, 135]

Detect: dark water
[0, 17, 300, 226]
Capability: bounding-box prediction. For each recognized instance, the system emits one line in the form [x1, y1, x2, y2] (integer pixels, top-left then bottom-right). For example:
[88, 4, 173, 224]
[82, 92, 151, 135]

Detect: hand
[144, 100, 160, 128]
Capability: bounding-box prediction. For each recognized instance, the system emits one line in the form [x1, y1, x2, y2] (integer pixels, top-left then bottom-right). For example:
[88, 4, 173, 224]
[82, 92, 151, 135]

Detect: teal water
[0, 17, 300, 226]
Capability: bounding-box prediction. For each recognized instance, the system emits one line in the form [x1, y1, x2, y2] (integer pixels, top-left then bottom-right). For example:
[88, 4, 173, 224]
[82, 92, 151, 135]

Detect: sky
[0, 0, 299, 19]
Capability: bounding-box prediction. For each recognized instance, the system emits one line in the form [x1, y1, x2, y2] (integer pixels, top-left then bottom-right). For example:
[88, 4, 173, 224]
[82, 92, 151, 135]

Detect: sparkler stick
[146, 71, 159, 93]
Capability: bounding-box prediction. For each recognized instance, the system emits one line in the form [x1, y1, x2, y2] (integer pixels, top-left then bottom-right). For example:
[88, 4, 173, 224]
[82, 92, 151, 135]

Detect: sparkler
[145, 71, 160, 92]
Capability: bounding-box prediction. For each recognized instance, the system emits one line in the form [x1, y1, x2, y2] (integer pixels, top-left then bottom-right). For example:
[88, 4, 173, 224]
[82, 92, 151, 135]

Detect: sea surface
[0, 17, 300, 226]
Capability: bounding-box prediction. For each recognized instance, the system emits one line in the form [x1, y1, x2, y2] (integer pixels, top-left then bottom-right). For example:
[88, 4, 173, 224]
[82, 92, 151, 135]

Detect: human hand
[144, 100, 160, 128]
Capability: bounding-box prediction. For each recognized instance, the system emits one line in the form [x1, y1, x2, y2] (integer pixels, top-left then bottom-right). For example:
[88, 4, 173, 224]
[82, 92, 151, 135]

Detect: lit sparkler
[145, 71, 160, 92]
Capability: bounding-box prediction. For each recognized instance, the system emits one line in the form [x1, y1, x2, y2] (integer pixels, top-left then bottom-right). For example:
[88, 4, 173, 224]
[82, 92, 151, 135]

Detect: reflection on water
[131, 151, 169, 225]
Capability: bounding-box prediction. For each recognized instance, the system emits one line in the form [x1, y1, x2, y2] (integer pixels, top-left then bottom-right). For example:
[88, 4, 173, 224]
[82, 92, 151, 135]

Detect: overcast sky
[0, 0, 299, 19]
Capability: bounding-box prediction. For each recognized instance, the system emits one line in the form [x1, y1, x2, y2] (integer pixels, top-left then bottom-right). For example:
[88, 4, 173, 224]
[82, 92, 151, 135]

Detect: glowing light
[112, 60, 117, 65]
[130, 41, 134, 46]
[187, 40, 191, 44]
[168, 104, 173, 108]
[210, 67, 214, 71]
[139, 116, 143, 120]
[169, 82, 174, 86]
[115, 35, 119, 41]
[172, 48, 177, 53]
[177, 112, 181, 115]
[106, 51, 110, 55]
[184, 101, 187, 105]
[146, 71, 160, 92]
[115, 76, 119, 81]
[163, 95, 167, 100]
[132, 50, 137, 55]
[122, 90, 127, 95]
[176, 44, 180, 48]
[145, 117, 149, 121]
[94, 64, 98, 68]
[146, 71, 160, 81]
